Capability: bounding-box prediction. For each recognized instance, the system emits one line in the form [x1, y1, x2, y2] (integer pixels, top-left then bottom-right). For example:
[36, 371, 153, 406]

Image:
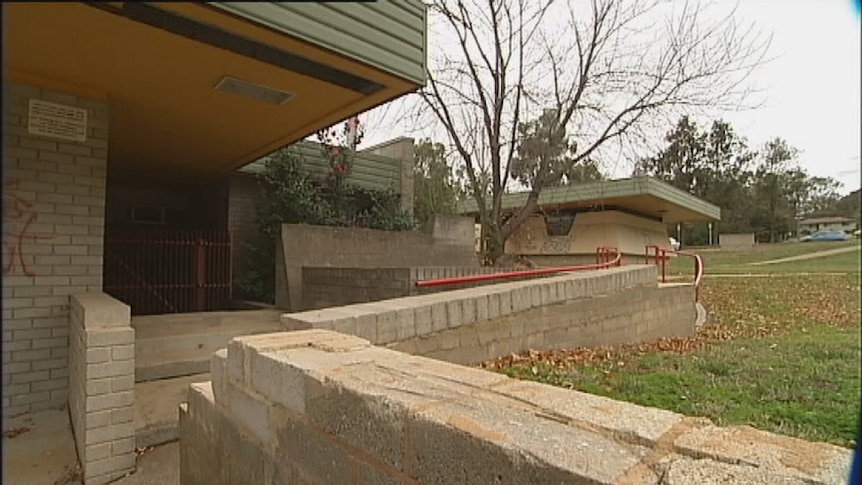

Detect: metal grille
[103, 225, 233, 315]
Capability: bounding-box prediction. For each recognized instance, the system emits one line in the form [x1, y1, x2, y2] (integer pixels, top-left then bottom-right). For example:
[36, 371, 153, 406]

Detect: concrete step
[132, 309, 282, 340]
[135, 373, 210, 449]
[133, 309, 282, 382]
[135, 348, 214, 383]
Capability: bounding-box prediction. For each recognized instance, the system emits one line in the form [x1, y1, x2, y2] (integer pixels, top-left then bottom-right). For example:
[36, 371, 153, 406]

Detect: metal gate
[103, 225, 232, 315]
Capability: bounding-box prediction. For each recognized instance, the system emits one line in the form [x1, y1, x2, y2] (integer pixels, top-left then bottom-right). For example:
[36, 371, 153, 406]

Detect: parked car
[669, 237, 680, 250]
[799, 231, 848, 242]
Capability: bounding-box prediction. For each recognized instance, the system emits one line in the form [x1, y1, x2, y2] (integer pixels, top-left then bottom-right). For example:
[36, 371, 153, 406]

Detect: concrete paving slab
[2, 408, 80, 485]
[135, 373, 209, 448]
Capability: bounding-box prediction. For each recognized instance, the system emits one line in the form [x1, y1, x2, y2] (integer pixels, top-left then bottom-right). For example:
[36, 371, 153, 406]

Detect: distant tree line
[633, 116, 857, 244]
[413, 114, 859, 247]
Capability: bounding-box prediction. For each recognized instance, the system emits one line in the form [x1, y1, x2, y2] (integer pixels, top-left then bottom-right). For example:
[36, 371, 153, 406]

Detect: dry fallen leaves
[135, 446, 154, 457]
[480, 275, 860, 372]
[3, 427, 30, 439]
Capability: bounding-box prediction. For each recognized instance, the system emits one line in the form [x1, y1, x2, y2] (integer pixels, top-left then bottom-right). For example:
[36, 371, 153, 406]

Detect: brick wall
[180, 329, 851, 485]
[69, 293, 136, 485]
[2, 82, 109, 416]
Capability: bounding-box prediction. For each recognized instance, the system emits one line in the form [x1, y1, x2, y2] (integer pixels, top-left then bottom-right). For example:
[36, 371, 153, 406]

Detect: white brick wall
[69, 293, 135, 485]
[2, 82, 109, 416]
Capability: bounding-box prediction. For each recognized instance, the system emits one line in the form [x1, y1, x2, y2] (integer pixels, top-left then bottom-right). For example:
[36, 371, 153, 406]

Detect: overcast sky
[357, 0, 861, 195]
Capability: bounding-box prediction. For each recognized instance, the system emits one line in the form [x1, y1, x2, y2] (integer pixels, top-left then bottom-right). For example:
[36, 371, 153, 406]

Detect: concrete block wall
[394, 282, 695, 365]
[226, 174, 264, 278]
[179, 329, 851, 485]
[69, 293, 136, 485]
[360, 136, 415, 216]
[277, 216, 479, 311]
[282, 265, 691, 363]
[2, 81, 109, 416]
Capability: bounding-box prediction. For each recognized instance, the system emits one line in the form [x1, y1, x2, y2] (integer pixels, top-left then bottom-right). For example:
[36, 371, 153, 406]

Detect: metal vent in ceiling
[213, 76, 295, 105]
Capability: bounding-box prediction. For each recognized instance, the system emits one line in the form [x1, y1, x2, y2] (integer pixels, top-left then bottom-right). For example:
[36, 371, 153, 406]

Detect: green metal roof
[209, 1, 427, 86]
[457, 177, 721, 223]
[238, 140, 402, 193]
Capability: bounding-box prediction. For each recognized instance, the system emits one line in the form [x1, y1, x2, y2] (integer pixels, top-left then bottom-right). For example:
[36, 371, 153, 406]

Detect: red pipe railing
[645, 245, 704, 302]
[414, 246, 622, 288]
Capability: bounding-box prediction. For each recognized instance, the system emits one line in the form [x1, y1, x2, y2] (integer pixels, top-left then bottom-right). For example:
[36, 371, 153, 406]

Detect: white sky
[356, 0, 861, 195]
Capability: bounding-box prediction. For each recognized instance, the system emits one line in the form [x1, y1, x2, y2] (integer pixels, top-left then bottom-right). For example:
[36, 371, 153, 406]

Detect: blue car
[799, 230, 849, 242]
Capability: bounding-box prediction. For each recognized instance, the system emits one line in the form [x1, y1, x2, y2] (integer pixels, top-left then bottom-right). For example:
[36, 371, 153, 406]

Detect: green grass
[666, 240, 860, 277]
[490, 273, 862, 447]
[712, 250, 860, 275]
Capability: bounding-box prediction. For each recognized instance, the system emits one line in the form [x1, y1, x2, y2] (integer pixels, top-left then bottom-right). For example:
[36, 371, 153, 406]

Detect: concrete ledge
[180, 330, 851, 485]
[282, 265, 695, 364]
[283, 265, 658, 337]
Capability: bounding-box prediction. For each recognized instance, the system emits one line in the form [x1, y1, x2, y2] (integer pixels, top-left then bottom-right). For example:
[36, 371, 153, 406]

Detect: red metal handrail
[414, 247, 622, 288]
[645, 245, 704, 302]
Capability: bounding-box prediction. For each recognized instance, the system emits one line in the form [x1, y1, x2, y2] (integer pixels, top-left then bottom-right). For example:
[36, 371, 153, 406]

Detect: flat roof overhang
[457, 177, 721, 224]
[3, 2, 423, 179]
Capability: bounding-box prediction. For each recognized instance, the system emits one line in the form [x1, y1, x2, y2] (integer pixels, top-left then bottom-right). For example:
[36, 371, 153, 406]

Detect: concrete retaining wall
[179, 330, 851, 485]
[276, 216, 479, 312]
[301, 266, 552, 310]
[69, 293, 136, 485]
[283, 265, 694, 364]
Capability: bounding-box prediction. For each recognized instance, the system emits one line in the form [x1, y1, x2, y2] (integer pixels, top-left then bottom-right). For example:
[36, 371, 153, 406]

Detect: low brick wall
[302, 266, 550, 310]
[179, 330, 850, 485]
[69, 293, 136, 485]
[284, 265, 693, 363]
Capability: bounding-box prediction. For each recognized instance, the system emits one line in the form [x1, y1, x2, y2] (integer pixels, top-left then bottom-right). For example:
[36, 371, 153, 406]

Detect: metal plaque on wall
[27, 99, 88, 142]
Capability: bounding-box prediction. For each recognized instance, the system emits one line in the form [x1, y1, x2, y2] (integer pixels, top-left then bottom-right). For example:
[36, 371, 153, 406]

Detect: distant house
[798, 216, 857, 235]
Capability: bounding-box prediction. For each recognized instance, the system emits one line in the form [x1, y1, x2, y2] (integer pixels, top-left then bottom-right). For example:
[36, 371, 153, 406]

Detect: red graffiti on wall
[3, 179, 54, 276]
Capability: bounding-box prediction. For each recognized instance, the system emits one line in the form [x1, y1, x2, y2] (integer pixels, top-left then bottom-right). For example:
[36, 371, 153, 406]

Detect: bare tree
[418, 0, 771, 262]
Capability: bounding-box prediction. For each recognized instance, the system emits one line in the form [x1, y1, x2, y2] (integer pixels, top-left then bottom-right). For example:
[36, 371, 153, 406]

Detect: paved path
[747, 245, 860, 266]
[666, 272, 850, 280]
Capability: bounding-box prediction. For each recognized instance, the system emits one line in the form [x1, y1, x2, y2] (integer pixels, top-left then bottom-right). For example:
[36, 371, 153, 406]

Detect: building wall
[104, 176, 229, 230]
[2, 82, 109, 416]
[505, 210, 671, 257]
[798, 221, 856, 234]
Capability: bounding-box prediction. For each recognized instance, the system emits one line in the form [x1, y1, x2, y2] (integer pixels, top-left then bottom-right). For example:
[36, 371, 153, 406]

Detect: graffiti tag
[3, 179, 54, 277]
